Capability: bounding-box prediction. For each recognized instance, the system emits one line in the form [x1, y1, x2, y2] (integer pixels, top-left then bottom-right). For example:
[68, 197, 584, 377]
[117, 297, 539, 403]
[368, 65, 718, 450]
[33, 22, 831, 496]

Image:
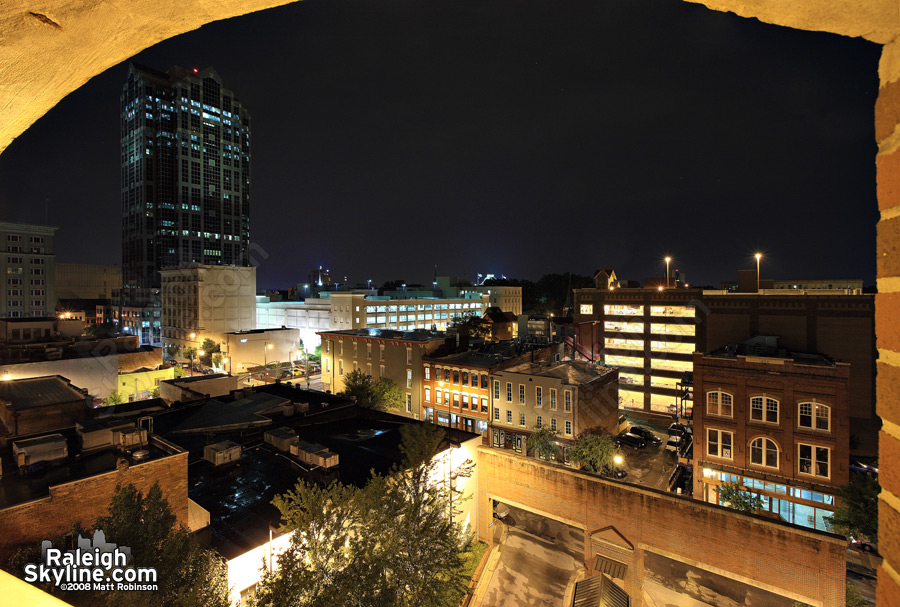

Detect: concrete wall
[477, 446, 845, 606]
[0, 448, 188, 562]
[225, 328, 300, 374]
[159, 374, 239, 403]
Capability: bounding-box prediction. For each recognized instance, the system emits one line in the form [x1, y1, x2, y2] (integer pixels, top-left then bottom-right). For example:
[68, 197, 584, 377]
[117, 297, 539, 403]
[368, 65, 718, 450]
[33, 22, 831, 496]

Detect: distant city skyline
[0, 0, 880, 289]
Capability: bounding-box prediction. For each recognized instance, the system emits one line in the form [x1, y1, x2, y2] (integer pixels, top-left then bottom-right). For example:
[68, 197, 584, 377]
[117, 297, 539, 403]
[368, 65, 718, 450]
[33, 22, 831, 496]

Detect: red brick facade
[477, 446, 845, 606]
[0, 448, 188, 562]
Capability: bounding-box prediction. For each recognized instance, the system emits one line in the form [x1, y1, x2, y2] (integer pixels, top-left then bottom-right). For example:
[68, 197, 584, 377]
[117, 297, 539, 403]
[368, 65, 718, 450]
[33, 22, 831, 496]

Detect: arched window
[750, 395, 779, 424]
[706, 391, 733, 417]
[750, 437, 779, 468]
[798, 402, 830, 431]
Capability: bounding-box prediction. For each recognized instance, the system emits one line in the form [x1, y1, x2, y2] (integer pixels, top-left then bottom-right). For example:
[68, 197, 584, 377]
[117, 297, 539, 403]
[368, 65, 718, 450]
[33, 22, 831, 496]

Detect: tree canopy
[449, 313, 491, 339]
[254, 423, 475, 607]
[717, 481, 763, 513]
[569, 433, 618, 474]
[341, 369, 404, 411]
[527, 425, 562, 461]
[825, 473, 879, 543]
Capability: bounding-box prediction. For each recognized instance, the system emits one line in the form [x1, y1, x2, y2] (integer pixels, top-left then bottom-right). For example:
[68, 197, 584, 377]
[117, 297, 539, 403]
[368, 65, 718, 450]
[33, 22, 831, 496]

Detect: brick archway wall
[1, 0, 898, 602]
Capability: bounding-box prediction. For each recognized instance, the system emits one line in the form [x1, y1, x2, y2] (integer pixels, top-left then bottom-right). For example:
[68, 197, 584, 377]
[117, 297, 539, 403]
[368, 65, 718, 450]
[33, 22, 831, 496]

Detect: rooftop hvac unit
[203, 441, 242, 466]
[77, 420, 135, 452]
[13, 434, 68, 467]
[264, 427, 297, 452]
[114, 427, 148, 450]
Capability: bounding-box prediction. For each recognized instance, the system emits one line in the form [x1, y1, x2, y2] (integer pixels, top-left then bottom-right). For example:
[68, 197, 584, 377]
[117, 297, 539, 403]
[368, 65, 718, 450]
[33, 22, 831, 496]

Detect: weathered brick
[880, 496, 900, 576]
[877, 565, 900, 607]
[878, 217, 900, 277]
[477, 447, 844, 606]
[877, 362, 900, 426]
[876, 80, 900, 144]
[876, 294, 900, 351]
[878, 149, 900, 211]
[881, 432, 900, 500]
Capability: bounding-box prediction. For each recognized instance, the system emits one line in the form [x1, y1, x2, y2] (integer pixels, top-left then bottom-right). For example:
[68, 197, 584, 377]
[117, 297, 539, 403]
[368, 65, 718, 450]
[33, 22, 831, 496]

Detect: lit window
[579, 304, 594, 315]
[799, 402, 830, 431]
[550, 389, 557, 410]
[424, 366, 430, 380]
[494, 380, 500, 400]
[407, 370, 412, 389]
[536, 386, 543, 407]
[424, 387, 431, 402]
[750, 437, 779, 469]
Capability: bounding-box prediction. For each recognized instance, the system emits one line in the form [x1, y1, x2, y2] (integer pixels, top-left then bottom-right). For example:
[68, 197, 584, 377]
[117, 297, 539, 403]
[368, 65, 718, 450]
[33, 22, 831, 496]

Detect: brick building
[571, 285, 875, 451]
[318, 328, 446, 419]
[489, 360, 619, 457]
[691, 337, 850, 532]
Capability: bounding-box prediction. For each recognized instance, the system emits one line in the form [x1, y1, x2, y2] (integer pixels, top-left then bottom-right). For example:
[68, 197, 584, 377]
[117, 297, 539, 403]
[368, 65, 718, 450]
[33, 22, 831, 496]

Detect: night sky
[0, 0, 881, 289]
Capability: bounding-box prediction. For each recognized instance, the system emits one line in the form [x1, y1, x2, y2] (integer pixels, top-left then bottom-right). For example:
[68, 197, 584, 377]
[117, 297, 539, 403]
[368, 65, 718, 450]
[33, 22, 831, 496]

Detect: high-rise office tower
[120, 64, 251, 289]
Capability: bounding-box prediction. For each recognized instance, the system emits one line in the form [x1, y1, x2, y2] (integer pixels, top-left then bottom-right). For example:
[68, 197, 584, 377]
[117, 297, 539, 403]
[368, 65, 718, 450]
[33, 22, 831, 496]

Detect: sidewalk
[467, 522, 509, 607]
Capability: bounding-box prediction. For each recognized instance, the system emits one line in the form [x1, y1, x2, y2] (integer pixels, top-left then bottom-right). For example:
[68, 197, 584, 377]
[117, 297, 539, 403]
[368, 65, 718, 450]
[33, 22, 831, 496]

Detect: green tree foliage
[483, 272, 594, 315]
[211, 352, 224, 369]
[717, 481, 763, 513]
[103, 390, 125, 406]
[254, 423, 474, 607]
[825, 473, 879, 543]
[199, 338, 220, 366]
[449, 313, 490, 339]
[341, 369, 404, 411]
[84, 322, 118, 339]
[569, 433, 618, 474]
[527, 425, 561, 461]
[845, 582, 869, 607]
[94, 483, 230, 607]
[164, 343, 179, 361]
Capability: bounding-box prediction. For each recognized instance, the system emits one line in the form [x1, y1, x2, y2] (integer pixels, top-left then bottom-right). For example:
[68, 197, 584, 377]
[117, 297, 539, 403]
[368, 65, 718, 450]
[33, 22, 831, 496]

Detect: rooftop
[226, 328, 298, 336]
[704, 336, 837, 366]
[0, 376, 87, 410]
[500, 360, 618, 385]
[424, 340, 553, 368]
[318, 328, 446, 342]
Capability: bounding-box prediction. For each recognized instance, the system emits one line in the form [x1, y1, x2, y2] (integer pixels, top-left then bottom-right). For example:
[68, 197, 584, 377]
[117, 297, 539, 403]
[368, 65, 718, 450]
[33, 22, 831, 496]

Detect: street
[619, 426, 677, 491]
[481, 505, 583, 607]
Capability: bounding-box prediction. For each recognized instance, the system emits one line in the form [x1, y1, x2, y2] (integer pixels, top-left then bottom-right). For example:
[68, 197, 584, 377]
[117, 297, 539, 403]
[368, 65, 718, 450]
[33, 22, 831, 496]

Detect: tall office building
[120, 64, 251, 289]
[0, 221, 56, 318]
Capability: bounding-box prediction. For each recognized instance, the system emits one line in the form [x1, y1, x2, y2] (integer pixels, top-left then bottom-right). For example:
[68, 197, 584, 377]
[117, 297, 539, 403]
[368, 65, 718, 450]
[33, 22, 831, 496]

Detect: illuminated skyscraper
[120, 64, 251, 289]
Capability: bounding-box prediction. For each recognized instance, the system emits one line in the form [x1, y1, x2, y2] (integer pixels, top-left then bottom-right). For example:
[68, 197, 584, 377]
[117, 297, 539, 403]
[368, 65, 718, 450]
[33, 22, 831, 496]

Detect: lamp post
[755, 253, 762, 292]
[665, 257, 672, 288]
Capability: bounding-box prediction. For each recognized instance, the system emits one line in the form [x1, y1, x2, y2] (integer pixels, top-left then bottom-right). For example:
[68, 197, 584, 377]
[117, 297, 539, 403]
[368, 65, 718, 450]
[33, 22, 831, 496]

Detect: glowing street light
[755, 253, 763, 292]
[613, 454, 624, 466]
[665, 257, 672, 288]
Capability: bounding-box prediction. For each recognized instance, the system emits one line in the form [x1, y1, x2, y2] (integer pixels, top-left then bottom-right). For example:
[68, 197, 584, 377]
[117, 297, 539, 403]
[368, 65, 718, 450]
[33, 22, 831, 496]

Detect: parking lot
[617, 425, 679, 491]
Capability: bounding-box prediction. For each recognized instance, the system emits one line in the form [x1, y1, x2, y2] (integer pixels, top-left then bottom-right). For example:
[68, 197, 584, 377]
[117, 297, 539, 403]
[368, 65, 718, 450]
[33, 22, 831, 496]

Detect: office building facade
[121, 63, 251, 289]
[0, 222, 56, 318]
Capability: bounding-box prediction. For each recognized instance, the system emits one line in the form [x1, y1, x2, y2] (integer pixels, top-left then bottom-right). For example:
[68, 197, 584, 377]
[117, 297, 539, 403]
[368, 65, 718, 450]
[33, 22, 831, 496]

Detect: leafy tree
[826, 473, 879, 543]
[845, 582, 869, 607]
[164, 343, 179, 361]
[103, 390, 125, 407]
[569, 432, 618, 474]
[527, 425, 561, 461]
[449, 313, 490, 339]
[150, 387, 160, 399]
[341, 369, 403, 411]
[254, 423, 474, 607]
[199, 338, 220, 366]
[717, 481, 763, 513]
[211, 352, 224, 369]
[94, 483, 230, 607]
[84, 322, 118, 339]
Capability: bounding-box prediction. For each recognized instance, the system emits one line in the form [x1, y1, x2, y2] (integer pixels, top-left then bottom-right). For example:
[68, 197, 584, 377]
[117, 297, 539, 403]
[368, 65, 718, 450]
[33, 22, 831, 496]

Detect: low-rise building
[0, 375, 92, 437]
[224, 327, 302, 377]
[318, 328, 446, 419]
[489, 360, 619, 457]
[691, 337, 850, 532]
[116, 366, 176, 402]
[0, 316, 82, 341]
[422, 342, 562, 436]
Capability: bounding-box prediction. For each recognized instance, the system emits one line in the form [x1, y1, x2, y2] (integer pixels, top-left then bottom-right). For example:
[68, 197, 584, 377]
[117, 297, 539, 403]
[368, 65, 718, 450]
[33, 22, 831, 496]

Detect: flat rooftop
[0, 376, 86, 410]
[0, 430, 176, 509]
[425, 340, 552, 368]
[704, 337, 836, 367]
[171, 406, 477, 560]
[318, 328, 446, 342]
[500, 360, 618, 384]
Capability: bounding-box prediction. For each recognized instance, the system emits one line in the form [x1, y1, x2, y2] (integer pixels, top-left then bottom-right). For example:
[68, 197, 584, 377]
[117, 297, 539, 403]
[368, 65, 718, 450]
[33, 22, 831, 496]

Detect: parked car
[628, 425, 662, 446]
[849, 539, 879, 554]
[615, 432, 647, 451]
[667, 422, 692, 438]
[665, 435, 683, 454]
[604, 466, 628, 479]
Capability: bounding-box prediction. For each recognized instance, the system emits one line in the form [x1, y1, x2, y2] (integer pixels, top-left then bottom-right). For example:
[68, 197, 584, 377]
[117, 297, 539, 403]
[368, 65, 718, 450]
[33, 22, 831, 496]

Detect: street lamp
[755, 253, 763, 292]
[263, 342, 274, 383]
[665, 257, 672, 288]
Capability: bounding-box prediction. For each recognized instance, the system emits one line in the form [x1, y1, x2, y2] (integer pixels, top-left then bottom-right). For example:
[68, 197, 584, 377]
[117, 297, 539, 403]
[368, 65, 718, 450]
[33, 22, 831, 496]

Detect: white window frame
[749, 436, 779, 469]
[706, 428, 733, 460]
[750, 395, 780, 424]
[798, 401, 831, 432]
[798, 443, 830, 479]
[706, 390, 733, 418]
